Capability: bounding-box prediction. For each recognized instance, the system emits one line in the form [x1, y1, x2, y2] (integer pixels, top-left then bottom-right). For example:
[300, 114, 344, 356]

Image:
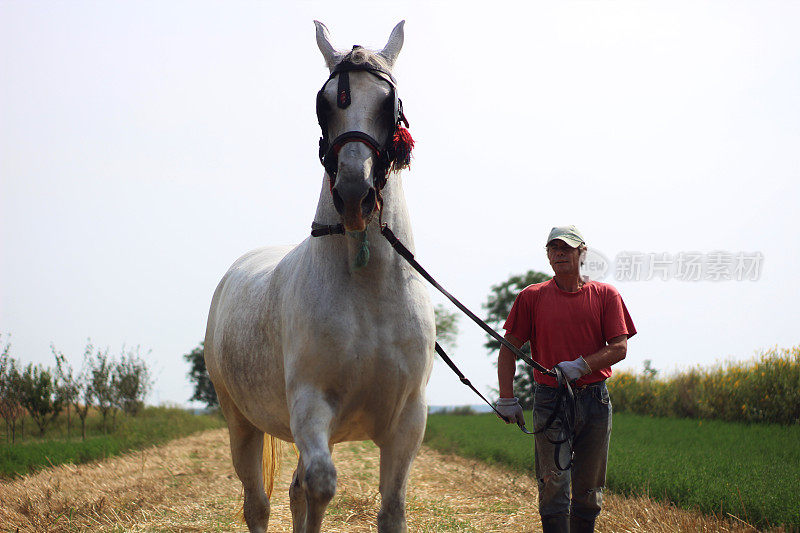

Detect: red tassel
[389, 127, 414, 171]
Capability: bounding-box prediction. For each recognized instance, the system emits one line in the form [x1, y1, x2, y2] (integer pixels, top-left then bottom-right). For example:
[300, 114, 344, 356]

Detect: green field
[0, 406, 226, 478]
[424, 412, 800, 530]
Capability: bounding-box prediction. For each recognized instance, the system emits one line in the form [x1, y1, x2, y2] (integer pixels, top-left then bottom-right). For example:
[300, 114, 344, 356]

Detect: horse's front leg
[289, 456, 308, 532]
[376, 396, 427, 533]
[289, 387, 337, 533]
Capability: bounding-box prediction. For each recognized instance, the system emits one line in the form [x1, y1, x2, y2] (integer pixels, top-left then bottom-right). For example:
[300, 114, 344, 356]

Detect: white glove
[495, 397, 525, 426]
[555, 356, 592, 382]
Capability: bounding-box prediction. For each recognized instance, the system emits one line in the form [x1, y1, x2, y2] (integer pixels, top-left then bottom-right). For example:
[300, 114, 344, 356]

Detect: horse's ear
[315, 20, 342, 71]
[380, 20, 405, 68]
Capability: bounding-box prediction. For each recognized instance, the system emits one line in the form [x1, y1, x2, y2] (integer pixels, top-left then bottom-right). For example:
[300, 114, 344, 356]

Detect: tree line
[0, 335, 152, 443]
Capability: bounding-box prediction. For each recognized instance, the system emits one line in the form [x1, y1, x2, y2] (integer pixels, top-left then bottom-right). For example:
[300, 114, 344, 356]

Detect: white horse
[204, 21, 435, 533]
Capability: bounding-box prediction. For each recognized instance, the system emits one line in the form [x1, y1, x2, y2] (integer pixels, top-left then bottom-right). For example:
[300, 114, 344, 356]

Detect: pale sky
[2, 1, 798, 407]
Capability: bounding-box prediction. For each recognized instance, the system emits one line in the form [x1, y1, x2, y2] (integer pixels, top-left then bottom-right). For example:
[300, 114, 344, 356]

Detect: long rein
[311, 220, 578, 470]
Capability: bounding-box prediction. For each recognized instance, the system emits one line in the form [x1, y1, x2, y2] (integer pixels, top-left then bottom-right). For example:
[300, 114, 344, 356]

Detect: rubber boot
[570, 515, 596, 533]
[540, 513, 569, 533]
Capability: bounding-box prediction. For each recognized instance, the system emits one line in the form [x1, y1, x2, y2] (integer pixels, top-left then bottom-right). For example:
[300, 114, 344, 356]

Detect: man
[495, 225, 636, 533]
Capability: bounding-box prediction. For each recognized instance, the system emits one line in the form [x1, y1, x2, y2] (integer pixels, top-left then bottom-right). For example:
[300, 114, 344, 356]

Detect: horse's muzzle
[332, 181, 377, 232]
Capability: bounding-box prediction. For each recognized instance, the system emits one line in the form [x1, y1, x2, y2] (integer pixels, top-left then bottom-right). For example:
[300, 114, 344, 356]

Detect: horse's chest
[289, 301, 432, 385]
[304, 282, 431, 343]
[320, 318, 429, 365]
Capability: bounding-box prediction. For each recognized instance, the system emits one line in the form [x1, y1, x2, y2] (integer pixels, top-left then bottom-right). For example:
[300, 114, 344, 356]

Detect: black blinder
[316, 89, 332, 164]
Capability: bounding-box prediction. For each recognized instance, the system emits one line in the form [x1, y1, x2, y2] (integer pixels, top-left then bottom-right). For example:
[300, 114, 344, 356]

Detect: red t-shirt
[503, 279, 636, 387]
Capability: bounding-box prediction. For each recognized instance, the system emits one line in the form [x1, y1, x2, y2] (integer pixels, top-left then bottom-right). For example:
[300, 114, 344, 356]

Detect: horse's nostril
[361, 188, 376, 217]
[332, 189, 344, 215]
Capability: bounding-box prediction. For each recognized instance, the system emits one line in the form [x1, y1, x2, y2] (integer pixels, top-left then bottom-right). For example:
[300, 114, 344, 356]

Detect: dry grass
[0, 428, 770, 532]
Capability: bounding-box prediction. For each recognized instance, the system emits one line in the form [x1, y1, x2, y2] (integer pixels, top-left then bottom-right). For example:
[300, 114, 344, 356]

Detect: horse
[203, 20, 435, 533]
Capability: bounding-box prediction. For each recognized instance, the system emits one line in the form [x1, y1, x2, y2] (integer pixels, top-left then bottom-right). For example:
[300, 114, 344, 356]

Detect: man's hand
[555, 356, 592, 382]
[495, 397, 525, 426]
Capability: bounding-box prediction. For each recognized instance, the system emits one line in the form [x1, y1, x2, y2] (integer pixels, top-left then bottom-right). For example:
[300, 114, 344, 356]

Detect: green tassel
[349, 231, 370, 269]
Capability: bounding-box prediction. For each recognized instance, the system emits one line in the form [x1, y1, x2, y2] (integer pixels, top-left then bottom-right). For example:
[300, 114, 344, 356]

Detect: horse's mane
[337, 46, 391, 73]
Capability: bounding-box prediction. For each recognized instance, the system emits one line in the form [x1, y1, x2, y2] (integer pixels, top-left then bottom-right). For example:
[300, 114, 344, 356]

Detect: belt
[537, 380, 605, 391]
[572, 381, 605, 390]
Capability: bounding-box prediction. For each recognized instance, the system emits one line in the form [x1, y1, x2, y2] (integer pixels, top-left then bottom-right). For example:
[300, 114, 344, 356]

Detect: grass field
[0, 406, 226, 478]
[424, 412, 800, 530]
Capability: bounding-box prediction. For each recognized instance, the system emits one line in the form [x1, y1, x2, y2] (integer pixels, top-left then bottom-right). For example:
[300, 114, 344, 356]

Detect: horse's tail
[262, 433, 282, 498]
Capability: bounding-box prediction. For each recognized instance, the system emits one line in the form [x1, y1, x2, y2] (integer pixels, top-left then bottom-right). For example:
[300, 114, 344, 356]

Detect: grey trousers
[533, 381, 612, 520]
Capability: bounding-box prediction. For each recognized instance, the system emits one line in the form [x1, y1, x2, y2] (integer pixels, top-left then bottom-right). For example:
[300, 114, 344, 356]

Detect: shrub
[608, 345, 800, 424]
[447, 405, 476, 415]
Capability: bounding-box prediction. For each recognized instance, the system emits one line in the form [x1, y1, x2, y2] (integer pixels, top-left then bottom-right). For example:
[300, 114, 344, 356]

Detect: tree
[56, 341, 96, 440]
[19, 363, 65, 436]
[185, 342, 218, 409]
[482, 270, 551, 409]
[71, 342, 96, 440]
[112, 345, 152, 416]
[434, 304, 459, 352]
[0, 336, 25, 443]
[52, 344, 80, 436]
[89, 348, 116, 433]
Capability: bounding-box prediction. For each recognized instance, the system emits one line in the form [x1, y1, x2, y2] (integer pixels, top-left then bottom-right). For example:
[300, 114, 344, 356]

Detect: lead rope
[541, 366, 577, 470]
[379, 225, 551, 373]
[378, 224, 577, 464]
[308, 220, 576, 464]
[434, 342, 533, 433]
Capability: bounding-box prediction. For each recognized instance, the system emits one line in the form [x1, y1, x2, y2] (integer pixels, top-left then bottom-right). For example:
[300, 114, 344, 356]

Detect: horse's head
[315, 21, 408, 232]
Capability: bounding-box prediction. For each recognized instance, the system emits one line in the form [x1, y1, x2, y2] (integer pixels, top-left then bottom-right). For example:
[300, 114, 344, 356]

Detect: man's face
[546, 239, 581, 275]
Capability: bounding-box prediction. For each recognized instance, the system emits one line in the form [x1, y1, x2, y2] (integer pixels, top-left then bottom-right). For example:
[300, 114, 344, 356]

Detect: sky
[2, 1, 799, 408]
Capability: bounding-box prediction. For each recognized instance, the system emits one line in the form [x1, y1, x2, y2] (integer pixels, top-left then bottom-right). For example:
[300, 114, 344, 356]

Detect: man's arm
[498, 333, 525, 398]
[555, 335, 628, 381]
[583, 334, 628, 372]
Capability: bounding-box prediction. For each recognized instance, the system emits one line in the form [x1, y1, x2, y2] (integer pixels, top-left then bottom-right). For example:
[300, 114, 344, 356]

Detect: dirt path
[1, 428, 759, 532]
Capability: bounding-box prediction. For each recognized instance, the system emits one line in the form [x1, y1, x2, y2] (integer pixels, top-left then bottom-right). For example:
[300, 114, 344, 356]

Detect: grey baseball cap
[546, 225, 585, 248]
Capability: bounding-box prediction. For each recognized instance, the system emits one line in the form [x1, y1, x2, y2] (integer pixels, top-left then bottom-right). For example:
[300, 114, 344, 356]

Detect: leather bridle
[315, 50, 408, 195]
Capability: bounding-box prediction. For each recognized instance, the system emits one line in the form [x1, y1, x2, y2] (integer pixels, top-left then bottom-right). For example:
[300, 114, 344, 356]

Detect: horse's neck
[311, 172, 414, 277]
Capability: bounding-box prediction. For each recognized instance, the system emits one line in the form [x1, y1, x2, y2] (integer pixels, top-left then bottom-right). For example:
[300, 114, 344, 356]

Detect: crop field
[1, 427, 762, 532]
[2, 400, 796, 531]
[424, 412, 800, 530]
[0, 406, 226, 478]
